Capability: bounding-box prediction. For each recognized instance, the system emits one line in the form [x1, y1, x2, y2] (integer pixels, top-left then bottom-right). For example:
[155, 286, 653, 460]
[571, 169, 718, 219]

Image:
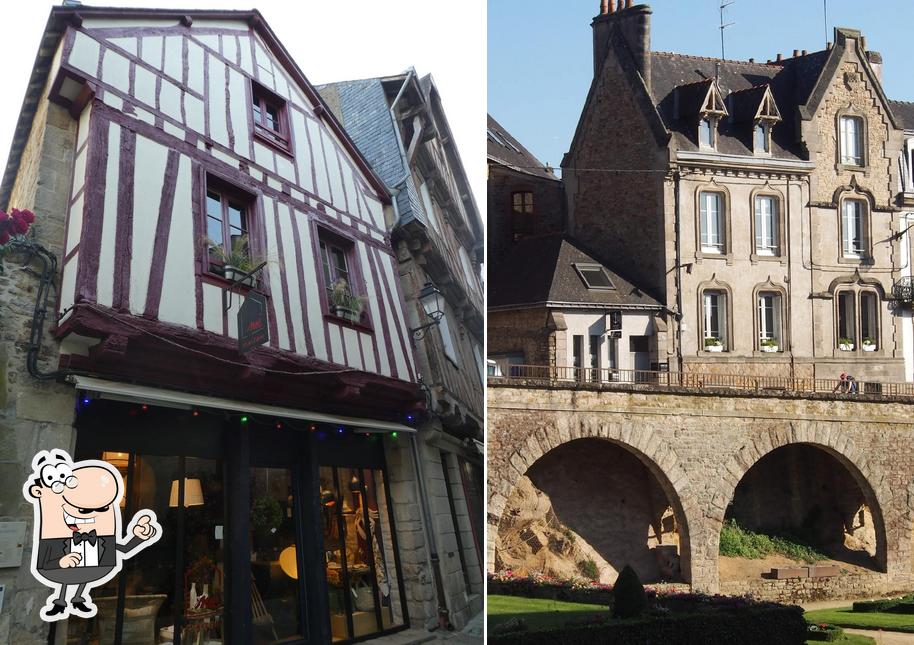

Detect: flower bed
[807, 623, 844, 642]
[488, 571, 615, 605]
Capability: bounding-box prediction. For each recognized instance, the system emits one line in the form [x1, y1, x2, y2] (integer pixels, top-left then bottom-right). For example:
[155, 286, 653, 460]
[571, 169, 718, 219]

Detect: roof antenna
[719, 1, 736, 59]
[823, 0, 828, 49]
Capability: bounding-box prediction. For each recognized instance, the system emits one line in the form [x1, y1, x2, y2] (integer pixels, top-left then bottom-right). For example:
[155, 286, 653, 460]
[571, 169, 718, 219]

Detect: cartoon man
[22, 449, 162, 621]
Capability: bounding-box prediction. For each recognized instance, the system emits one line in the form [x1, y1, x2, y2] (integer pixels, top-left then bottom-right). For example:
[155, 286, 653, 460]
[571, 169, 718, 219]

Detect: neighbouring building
[561, 0, 914, 383]
[319, 71, 485, 630]
[486, 114, 564, 263]
[0, 6, 470, 644]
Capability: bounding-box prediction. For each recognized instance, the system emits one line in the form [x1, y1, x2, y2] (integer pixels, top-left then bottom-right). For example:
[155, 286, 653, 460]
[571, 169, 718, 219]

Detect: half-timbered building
[0, 6, 440, 644]
[321, 70, 485, 630]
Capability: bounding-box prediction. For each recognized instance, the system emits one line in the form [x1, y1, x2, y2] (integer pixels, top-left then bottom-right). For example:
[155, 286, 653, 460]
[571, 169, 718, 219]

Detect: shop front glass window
[250, 466, 303, 644]
[321, 466, 404, 642]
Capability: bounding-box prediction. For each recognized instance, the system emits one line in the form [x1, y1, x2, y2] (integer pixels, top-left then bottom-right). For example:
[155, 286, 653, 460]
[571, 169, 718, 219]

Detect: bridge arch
[488, 415, 700, 585]
[717, 431, 891, 576]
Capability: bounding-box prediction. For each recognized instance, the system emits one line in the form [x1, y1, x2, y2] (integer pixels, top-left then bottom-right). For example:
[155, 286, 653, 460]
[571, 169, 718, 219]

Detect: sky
[0, 1, 486, 210]
[489, 0, 914, 173]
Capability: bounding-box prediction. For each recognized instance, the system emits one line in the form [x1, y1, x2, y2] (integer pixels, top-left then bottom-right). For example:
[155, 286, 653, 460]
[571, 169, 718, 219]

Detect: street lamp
[411, 282, 444, 340]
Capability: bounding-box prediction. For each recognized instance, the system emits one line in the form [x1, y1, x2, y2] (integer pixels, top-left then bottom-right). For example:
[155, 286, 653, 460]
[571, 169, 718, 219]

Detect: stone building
[0, 5, 468, 644]
[562, 0, 914, 382]
[319, 70, 485, 630]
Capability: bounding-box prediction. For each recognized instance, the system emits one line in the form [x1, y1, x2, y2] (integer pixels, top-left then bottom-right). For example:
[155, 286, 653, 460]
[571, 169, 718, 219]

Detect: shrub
[612, 565, 647, 619]
[489, 605, 807, 644]
[852, 596, 914, 614]
[718, 519, 826, 563]
[579, 559, 600, 582]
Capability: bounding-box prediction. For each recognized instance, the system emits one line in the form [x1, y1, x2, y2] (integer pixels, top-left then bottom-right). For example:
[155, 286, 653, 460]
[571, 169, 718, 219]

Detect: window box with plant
[329, 278, 365, 325]
[759, 338, 779, 353]
[704, 337, 724, 353]
[862, 337, 877, 352]
[838, 338, 855, 351]
[204, 234, 263, 286]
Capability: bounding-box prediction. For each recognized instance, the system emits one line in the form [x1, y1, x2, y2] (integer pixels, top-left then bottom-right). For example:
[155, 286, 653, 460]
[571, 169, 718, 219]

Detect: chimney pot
[793, 49, 800, 57]
[860, 36, 867, 50]
[748, 57, 754, 63]
[601, 0, 609, 14]
[827, 41, 833, 50]
[802, 49, 808, 56]
[626, 0, 634, 8]
[776, 53, 783, 61]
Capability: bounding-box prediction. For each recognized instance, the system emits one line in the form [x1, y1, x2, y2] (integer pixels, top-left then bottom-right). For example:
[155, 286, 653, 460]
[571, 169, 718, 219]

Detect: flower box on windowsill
[224, 265, 255, 286]
[862, 343, 877, 352]
[760, 345, 779, 353]
[331, 305, 361, 325]
[706, 345, 724, 353]
[839, 343, 855, 352]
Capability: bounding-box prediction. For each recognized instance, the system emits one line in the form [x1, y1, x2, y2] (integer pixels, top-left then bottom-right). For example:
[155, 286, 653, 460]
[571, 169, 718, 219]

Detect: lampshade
[169, 478, 205, 507]
[418, 282, 443, 320]
[279, 545, 298, 579]
[102, 451, 129, 470]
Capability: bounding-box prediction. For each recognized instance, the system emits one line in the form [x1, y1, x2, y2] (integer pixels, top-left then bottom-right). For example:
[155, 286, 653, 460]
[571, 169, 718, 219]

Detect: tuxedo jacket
[36, 534, 144, 571]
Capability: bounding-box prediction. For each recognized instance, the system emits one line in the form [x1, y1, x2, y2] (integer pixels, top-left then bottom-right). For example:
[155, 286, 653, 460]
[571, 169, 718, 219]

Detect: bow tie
[72, 530, 98, 546]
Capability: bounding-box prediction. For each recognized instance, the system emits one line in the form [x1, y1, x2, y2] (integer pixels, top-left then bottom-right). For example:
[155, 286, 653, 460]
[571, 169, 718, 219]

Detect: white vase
[189, 582, 198, 610]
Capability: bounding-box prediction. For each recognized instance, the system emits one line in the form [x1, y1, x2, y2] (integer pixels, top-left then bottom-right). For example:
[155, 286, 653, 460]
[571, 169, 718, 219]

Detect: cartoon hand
[133, 514, 156, 540]
[59, 553, 82, 568]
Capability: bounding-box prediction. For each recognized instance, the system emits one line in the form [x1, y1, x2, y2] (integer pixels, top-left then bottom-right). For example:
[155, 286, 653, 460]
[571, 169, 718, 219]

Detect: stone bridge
[487, 379, 914, 601]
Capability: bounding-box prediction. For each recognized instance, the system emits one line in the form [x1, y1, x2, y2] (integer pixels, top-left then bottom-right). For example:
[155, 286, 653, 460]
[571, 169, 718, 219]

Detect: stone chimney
[592, 1, 653, 91]
[866, 50, 883, 85]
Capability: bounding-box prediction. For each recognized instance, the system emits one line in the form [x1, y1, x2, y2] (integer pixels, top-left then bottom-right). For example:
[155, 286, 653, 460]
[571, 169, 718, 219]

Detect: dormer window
[754, 122, 770, 153]
[699, 118, 714, 148]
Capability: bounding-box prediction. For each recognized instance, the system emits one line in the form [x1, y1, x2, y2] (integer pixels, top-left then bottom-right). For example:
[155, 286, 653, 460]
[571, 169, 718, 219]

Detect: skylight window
[574, 263, 615, 290]
[486, 127, 520, 153]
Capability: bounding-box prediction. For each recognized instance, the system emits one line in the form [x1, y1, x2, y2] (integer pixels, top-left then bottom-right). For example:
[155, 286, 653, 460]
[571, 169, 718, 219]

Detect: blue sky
[488, 0, 914, 172]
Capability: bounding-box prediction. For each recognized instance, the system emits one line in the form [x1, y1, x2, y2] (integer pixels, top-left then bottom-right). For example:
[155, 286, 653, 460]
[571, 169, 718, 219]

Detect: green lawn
[805, 606, 914, 633]
[487, 594, 609, 631]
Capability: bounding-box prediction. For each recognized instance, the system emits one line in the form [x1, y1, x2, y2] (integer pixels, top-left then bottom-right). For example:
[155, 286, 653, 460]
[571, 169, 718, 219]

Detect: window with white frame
[703, 290, 727, 349]
[699, 191, 725, 253]
[757, 292, 782, 350]
[840, 115, 864, 166]
[754, 123, 770, 153]
[842, 199, 866, 258]
[699, 118, 714, 148]
[860, 291, 879, 349]
[837, 291, 857, 348]
[754, 195, 779, 256]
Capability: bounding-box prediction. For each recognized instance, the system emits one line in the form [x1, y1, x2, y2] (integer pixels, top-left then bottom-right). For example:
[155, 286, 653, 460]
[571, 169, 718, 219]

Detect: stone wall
[0, 74, 78, 643]
[487, 308, 554, 367]
[488, 380, 914, 599]
[720, 571, 914, 604]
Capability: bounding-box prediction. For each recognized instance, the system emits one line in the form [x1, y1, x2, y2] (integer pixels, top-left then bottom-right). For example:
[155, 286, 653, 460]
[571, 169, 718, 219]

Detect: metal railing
[489, 365, 914, 399]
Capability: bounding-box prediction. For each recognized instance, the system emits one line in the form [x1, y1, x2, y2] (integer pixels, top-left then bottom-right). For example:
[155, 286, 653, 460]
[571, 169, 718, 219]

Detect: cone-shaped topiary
[612, 564, 647, 618]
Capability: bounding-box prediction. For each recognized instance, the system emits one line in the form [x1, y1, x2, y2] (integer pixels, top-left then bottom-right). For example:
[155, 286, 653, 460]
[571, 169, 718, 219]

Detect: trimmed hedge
[806, 623, 844, 641]
[487, 580, 613, 606]
[489, 605, 807, 645]
[852, 595, 914, 614]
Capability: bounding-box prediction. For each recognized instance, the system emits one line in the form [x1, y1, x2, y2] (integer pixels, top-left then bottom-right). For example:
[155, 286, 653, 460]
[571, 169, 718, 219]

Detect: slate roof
[649, 51, 828, 159]
[890, 100, 914, 131]
[488, 234, 662, 310]
[487, 114, 558, 181]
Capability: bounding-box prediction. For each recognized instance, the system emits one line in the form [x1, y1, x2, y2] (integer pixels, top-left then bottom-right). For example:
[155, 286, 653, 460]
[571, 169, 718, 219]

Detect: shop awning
[68, 375, 416, 434]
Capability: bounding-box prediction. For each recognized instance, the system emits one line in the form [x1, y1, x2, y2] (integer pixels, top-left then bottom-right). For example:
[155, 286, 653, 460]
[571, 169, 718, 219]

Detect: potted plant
[862, 337, 877, 352]
[704, 337, 724, 353]
[204, 234, 261, 285]
[838, 337, 855, 351]
[329, 278, 365, 323]
[759, 338, 779, 353]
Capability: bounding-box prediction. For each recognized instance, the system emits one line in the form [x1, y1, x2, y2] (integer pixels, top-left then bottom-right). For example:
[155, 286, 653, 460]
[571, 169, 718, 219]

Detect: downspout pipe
[8, 240, 68, 380]
[673, 171, 684, 372]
